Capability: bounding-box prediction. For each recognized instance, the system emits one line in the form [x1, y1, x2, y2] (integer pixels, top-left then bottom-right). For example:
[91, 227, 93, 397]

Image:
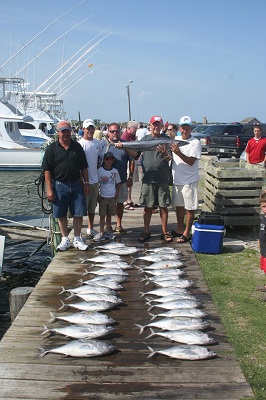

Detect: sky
[0, 0, 266, 125]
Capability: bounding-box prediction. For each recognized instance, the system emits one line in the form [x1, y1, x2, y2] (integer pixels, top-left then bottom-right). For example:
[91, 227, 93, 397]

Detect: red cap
[57, 121, 72, 132]
[150, 115, 163, 124]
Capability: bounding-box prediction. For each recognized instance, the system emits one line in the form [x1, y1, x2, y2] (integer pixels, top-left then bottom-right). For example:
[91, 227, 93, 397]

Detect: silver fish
[139, 288, 189, 297]
[148, 299, 201, 311]
[84, 268, 128, 277]
[136, 317, 210, 334]
[94, 243, 127, 250]
[80, 276, 126, 285]
[68, 293, 123, 304]
[59, 300, 117, 312]
[146, 293, 197, 304]
[41, 324, 115, 339]
[39, 339, 117, 358]
[112, 137, 189, 152]
[141, 260, 185, 270]
[59, 285, 115, 296]
[145, 247, 181, 255]
[152, 279, 194, 289]
[149, 308, 208, 320]
[81, 279, 123, 290]
[88, 262, 132, 270]
[48, 311, 116, 325]
[145, 328, 217, 345]
[147, 344, 216, 360]
[134, 254, 182, 262]
[144, 269, 185, 277]
[81, 255, 122, 263]
[97, 247, 140, 255]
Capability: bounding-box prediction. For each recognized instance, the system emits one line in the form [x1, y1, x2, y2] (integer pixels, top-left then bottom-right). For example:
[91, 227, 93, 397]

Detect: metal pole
[125, 80, 133, 121]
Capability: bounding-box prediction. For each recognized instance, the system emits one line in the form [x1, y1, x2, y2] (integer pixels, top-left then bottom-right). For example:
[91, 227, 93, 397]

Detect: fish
[148, 299, 201, 311]
[97, 247, 141, 255]
[145, 247, 181, 255]
[83, 268, 128, 277]
[86, 262, 132, 270]
[145, 293, 198, 305]
[140, 260, 185, 270]
[67, 293, 123, 305]
[149, 308, 208, 320]
[135, 317, 210, 334]
[59, 300, 118, 312]
[134, 254, 182, 263]
[59, 285, 116, 296]
[41, 324, 115, 339]
[147, 344, 217, 360]
[144, 269, 185, 277]
[139, 288, 189, 297]
[80, 279, 123, 291]
[94, 243, 127, 250]
[112, 137, 189, 152]
[152, 279, 194, 289]
[81, 255, 122, 263]
[47, 311, 116, 325]
[39, 339, 117, 358]
[145, 328, 217, 345]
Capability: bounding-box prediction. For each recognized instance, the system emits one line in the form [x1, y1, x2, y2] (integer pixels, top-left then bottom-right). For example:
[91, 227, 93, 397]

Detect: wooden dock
[0, 183, 254, 399]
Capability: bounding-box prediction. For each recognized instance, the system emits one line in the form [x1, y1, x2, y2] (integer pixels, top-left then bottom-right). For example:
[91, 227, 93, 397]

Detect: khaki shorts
[86, 182, 99, 214]
[98, 197, 117, 216]
[117, 182, 128, 204]
[172, 181, 198, 210]
[139, 182, 169, 208]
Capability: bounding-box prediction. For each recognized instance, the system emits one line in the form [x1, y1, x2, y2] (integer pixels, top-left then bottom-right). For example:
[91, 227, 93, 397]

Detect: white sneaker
[56, 238, 70, 251]
[86, 228, 98, 239]
[73, 237, 88, 250]
[93, 233, 105, 242]
[104, 231, 115, 240]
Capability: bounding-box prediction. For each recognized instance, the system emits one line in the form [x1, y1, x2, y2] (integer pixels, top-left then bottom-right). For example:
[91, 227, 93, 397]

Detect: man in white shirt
[171, 116, 201, 243]
[79, 118, 103, 239]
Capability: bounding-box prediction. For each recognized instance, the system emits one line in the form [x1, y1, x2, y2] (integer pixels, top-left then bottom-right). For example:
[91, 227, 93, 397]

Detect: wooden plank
[204, 180, 261, 198]
[205, 174, 264, 190]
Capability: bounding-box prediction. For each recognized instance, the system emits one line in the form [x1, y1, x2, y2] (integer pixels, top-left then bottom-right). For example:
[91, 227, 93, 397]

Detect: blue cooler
[192, 222, 225, 254]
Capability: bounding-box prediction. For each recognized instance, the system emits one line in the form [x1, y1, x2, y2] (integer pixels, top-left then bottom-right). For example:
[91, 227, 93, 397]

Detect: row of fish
[133, 246, 218, 360]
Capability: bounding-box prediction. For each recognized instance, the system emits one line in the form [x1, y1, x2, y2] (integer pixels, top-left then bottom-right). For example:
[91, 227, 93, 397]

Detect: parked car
[192, 124, 210, 152]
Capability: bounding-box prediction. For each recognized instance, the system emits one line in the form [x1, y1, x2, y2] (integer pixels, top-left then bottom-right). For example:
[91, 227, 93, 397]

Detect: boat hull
[0, 148, 44, 171]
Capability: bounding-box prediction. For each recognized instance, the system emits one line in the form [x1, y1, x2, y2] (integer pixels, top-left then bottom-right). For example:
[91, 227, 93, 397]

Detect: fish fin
[145, 328, 155, 340]
[134, 323, 145, 334]
[47, 312, 55, 324]
[80, 258, 88, 264]
[139, 292, 145, 298]
[147, 346, 156, 359]
[40, 325, 49, 336]
[58, 286, 65, 295]
[78, 279, 84, 285]
[39, 347, 48, 358]
[82, 269, 89, 276]
[65, 292, 75, 300]
[147, 305, 154, 312]
[148, 312, 156, 321]
[58, 300, 66, 311]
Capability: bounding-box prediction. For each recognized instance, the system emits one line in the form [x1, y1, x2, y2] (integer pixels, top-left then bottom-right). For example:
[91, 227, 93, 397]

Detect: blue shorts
[52, 180, 87, 218]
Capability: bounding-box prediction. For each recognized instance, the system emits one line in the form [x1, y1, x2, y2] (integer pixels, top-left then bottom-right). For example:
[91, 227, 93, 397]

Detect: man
[79, 118, 103, 239]
[166, 124, 178, 140]
[42, 120, 90, 251]
[121, 120, 138, 142]
[136, 123, 147, 141]
[245, 123, 266, 166]
[171, 116, 201, 243]
[101, 123, 136, 234]
[138, 115, 173, 243]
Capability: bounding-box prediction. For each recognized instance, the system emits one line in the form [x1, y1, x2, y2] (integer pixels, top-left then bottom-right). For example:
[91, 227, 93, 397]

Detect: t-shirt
[41, 139, 88, 182]
[172, 136, 201, 185]
[101, 138, 131, 183]
[245, 137, 266, 164]
[141, 134, 171, 184]
[259, 213, 266, 257]
[79, 137, 102, 184]
[98, 167, 121, 198]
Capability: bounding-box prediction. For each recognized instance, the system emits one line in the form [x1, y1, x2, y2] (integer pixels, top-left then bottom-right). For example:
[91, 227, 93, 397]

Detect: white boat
[0, 100, 44, 171]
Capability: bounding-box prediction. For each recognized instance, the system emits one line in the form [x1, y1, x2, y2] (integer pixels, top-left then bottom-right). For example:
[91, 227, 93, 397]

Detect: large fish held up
[111, 137, 189, 152]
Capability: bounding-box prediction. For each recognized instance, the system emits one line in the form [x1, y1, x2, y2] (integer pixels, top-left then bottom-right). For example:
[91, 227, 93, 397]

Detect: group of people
[41, 114, 202, 251]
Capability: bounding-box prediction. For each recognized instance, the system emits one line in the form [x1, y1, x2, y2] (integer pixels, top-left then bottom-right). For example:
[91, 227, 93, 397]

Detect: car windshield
[192, 125, 209, 133]
[204, 125, 225, 135]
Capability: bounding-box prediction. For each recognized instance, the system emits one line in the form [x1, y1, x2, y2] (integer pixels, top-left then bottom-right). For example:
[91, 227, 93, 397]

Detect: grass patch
[196, 248, 266, 399]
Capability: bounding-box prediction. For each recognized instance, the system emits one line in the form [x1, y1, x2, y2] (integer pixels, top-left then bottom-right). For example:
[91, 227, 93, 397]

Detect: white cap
[179, 116, 193, 126]
[83, 118, 95, 128]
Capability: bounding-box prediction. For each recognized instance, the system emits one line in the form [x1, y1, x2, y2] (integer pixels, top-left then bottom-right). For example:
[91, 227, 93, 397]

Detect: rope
[34, 172, 52, 215]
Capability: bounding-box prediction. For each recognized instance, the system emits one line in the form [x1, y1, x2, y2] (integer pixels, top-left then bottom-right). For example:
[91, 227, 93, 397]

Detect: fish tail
[145, 328, 155, 340]
[39, 347, 49, 358]
[147, 346, 156, 359]
[58, 286, 65, 295]
[78, 279, 84, 285]
[58, 300, 66, 311]
[80, 258, 88, 264]
[139, 292, 145, 298]
[40, 324, 49, 336]
[148, 312, 156, 321]
[47, 312, 55, 323]
[134, 323, 145, 334]
[145, 299, 152, 306]
[65, 292, 74, 300]
[147, 305, 154, 312]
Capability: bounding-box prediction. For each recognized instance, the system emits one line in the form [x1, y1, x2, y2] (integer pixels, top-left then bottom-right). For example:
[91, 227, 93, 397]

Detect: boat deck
[0, 184, 253, 399]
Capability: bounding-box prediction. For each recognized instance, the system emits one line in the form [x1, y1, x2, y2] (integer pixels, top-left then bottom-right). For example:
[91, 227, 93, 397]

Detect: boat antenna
[14, 16, 93, 78]
[0, 0, 88, 71]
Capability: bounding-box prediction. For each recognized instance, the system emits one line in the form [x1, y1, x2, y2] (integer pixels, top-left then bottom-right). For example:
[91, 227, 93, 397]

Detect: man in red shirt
[246, 124, 266, 166]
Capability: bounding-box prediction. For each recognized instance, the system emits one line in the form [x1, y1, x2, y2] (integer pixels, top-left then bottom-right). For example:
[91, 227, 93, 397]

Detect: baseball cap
[57, 121, 72, 132]
[83, 119, 95, 128]
[179, 116, 193, 126]
[104, 151, 115, 159]
[150, 115, 163, 124]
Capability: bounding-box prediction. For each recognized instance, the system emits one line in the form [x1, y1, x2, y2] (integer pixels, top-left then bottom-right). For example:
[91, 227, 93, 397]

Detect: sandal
[171, 230, 182, 238]
[176, 234, 190, 243]
[256, 285, 266, 292]
[160, 232, 173, 243]
[138, 232, 151, 242]
[124, 204, 135, 210]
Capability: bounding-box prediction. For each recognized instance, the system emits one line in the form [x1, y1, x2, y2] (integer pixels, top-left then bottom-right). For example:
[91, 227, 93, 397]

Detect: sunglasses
[109, 130, 120, 133]
[167, 128, 173, 131]
[105, 157, 114, 161]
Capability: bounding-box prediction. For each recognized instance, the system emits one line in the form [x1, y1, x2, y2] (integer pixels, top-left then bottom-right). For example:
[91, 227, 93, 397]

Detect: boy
[94, 152, 121, 242]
